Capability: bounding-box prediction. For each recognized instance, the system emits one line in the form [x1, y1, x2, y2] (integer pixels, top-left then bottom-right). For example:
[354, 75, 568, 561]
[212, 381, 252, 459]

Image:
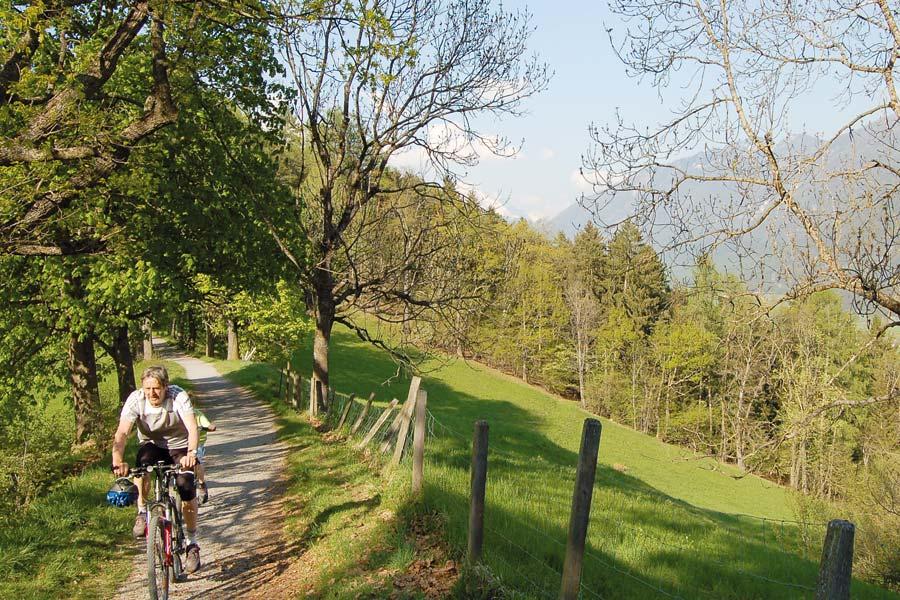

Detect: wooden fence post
[309, 378, 318, 417]
[290, 373, 303, 412]
[277, 368, 284, 401]
[337, 394, 356, 430]
[559, 418, 602, 600]
[379, 377, 422, 453]
[816, 519, 855, 600]
[357, 399, 399, 448]
[468, 420, 489, 564]
[391, 387, 423, 466]
[350, 392, 375, 435]
[412, 389, 427, 494]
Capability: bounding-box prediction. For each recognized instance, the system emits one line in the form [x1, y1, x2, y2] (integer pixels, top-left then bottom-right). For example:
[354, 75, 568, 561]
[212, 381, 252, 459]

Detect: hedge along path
[115, 340, 290, 600]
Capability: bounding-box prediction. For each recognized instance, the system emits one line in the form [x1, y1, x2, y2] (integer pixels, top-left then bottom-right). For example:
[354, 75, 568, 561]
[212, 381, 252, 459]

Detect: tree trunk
[721, 397, 729, 463]
[111, 324, 136, 405]
[735, 389, 744, 469]
[312, 292, 335, 403]
[799, 442, 808, 492]
[630, 356, 638, 430]
[578, 365, 586, 410]
[455, 312, 465, 358]
[188, 314, 197, 350]
[142, 317, 153, 360]
[226, 319, 239, 360]
[205, 322, 214, 357]
[68, 331, 101, 444]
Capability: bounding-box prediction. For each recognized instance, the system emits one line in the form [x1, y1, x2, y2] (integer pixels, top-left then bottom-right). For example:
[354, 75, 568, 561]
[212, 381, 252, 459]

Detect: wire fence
[421, 407, 827, 599]
[273, 374, 834, 599]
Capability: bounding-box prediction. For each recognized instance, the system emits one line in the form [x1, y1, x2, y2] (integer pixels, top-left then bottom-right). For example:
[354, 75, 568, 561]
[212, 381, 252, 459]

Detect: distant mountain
[544, 129, 887, 240]
[544, 201, 594, 238]
[540, 128, 896, 289]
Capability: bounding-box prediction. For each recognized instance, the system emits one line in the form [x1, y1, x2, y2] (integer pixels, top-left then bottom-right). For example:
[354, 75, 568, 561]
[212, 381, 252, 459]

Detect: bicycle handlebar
[124, 463, 191, 478]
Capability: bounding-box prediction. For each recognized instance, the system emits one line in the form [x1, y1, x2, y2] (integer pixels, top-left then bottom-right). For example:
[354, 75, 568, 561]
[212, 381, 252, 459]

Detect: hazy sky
[395, 0, 874, 224]
[454, 0, 639, 222]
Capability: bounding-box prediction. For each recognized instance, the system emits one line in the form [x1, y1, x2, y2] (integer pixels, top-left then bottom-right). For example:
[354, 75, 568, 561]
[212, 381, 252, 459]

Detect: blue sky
[458, 0, 643, 222]
[441, 0, 873, 223]
[390, 1, 643, 222]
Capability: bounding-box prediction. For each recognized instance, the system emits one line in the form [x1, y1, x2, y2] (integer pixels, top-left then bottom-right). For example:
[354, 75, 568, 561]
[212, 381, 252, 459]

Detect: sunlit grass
[213, 357, 435, 598]
[219, 325, 896, 599]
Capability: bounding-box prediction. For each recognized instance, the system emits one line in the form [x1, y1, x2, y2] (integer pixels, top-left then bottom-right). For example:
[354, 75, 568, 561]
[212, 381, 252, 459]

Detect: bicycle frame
[132, 462, 188, 589]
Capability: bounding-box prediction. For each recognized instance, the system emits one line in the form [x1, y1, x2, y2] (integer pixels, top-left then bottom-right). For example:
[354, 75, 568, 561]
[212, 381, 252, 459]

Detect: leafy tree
[232, 281, 313, 365]
[774, 292, 865, 493]
[649, 306, 718, 443]
[563, 224, 606, 405]
[602, 221, 669, 334]
[0, 0, 283, 255]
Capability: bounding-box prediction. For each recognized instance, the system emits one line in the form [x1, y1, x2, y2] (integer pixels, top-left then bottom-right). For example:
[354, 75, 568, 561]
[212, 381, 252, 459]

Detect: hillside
[253, 325, 895, 599]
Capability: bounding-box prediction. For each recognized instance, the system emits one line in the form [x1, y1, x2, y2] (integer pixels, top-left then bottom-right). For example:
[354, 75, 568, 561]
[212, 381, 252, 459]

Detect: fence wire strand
[581, 548, 686, 600]
[285, 385, 828, 600]
[616, 524, 817, 593]
[484, 523, 564, 581]
[486, 546, 557, 600]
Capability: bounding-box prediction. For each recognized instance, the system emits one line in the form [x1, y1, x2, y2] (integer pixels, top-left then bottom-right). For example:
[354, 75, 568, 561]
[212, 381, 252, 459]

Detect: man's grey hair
[141, 365, 169, 387]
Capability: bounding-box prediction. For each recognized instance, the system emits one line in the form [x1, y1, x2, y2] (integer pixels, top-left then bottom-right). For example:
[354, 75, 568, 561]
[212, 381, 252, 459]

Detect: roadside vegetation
[2, 0, 897, 597]
[0, 361, 187, 600]
[213, 356, 456, 597]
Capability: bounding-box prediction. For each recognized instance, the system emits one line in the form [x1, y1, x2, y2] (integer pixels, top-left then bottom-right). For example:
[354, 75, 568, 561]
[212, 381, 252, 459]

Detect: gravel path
[115, 341, 290, 599]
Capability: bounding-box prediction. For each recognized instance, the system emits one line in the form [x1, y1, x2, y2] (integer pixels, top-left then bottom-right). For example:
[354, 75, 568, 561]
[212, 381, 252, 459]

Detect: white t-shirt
[120, 384, 194, 449]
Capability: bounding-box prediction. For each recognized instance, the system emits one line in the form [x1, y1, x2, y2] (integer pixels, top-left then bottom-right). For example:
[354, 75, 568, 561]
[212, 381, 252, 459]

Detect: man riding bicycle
[112, 365, 202, 573]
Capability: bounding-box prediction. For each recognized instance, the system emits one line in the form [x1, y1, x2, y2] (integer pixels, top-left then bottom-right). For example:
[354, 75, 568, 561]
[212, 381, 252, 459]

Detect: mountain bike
[129, 462, 190, 600]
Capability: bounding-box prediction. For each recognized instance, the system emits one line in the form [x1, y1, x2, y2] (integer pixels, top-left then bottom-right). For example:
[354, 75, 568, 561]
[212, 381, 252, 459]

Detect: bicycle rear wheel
[147, 514, 170, 600]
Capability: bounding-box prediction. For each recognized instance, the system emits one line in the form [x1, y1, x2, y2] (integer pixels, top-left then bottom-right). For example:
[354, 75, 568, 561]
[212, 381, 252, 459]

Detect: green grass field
[219, 325, 896, 600]
[7, 331, 892, 599]
[0, 360, 189, 600]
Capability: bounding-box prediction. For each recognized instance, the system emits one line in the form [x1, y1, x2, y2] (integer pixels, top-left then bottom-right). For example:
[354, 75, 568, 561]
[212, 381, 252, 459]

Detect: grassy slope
[212, 358, 447, 598]
[0, 360, 189, 600]
[221, 325, 894, 600]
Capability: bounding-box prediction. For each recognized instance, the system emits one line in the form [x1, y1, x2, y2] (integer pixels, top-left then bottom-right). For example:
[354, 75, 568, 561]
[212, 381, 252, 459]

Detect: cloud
[570, 169, 594, 192]
[571, 168, 623, 191]
[505, 193, 564, 222]
[427, 121, 518, 162]
[390, 145, 430, 173]
[456, 181, 504, 210]
[389, 121, 519, 174]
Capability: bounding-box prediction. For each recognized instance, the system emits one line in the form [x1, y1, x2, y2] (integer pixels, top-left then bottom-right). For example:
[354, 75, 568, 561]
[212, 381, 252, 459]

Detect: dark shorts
[135, 442, 197, 501]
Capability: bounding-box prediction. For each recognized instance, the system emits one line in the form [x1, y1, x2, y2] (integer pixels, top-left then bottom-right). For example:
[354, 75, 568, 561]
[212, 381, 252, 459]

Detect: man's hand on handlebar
[112, 462, 130, 477]
[180, 454, 196, 469]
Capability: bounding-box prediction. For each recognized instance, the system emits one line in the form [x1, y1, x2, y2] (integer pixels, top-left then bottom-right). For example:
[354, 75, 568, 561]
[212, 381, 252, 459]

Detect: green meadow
[5, 332, 893, 599]
[217, 325, 897, 600]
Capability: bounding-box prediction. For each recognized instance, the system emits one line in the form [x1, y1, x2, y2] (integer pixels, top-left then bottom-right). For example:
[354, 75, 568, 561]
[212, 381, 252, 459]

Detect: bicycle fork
[163, 519, 173, 566]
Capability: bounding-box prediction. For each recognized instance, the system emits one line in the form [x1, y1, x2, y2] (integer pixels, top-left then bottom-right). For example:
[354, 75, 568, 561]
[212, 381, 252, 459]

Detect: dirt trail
[115, 341, 291, 599]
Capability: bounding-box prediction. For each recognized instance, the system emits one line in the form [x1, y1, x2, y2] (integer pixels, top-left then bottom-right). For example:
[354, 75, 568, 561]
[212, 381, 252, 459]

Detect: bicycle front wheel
[147, 514, 170, 600]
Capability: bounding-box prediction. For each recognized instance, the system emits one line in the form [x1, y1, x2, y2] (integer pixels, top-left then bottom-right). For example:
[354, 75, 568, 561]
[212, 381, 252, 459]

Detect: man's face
[142, 377, 166, 406]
